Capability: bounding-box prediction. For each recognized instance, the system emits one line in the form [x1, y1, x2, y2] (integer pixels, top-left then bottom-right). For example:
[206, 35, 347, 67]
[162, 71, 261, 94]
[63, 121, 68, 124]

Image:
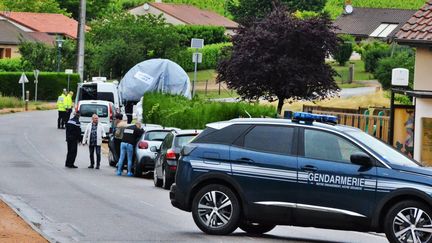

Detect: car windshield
[80, 104, 108, 117]
[347, 131, 420, 167]
[144, 131, 169, 141]
[175, 135, 197, 147]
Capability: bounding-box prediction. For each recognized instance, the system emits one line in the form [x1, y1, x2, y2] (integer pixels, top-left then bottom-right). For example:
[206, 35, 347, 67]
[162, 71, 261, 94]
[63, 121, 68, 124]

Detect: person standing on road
[82, 114, 106, 169]
[116, 121, 143, 176]
[65, 91, 74, 122]
[57, 89, 67, 129]
[65, 111, 81, 168]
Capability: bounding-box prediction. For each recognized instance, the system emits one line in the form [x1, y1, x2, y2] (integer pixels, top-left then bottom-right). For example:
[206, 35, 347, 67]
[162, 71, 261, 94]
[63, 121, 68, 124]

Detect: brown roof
[0, 12, 80, 39]
[334, 7, 416, 39]
[395, 0, 432, 45]
[149, 2, 238, 29]
[0, 19, 54, 45]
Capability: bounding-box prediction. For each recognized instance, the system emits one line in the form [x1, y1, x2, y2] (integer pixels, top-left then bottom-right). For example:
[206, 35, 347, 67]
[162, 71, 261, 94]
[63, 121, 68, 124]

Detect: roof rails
[291, 112, 338, 125]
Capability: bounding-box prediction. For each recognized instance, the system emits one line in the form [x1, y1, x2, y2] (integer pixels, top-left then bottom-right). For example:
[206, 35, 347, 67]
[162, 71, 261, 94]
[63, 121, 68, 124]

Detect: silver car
[134, 127, 179, 177]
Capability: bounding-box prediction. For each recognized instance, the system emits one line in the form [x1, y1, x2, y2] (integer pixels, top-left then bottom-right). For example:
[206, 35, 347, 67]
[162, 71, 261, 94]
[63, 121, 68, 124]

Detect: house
[334, 7, 416, 41]
[129, 1, 238, 35]
[0, 11, 80, 39]
[395, 0, 432, 165]
[0, 19, 55, 59]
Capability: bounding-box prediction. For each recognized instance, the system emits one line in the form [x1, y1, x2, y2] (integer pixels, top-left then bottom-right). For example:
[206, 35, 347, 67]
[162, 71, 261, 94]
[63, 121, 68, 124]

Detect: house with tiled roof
[395, 0, 432, 164]
[334, 7, 416, 41]
[129, 1, 238, 35]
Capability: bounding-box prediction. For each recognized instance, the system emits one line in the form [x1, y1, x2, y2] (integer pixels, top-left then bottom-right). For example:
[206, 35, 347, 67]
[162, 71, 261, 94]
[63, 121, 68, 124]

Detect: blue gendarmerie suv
[170, 113, 432, 243]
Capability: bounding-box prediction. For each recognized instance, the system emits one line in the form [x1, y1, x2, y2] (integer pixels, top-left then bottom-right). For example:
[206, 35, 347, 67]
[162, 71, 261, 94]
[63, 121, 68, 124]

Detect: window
[304, 129, 362, 163]
[174, 135, 196, 148]
[98, 92, 114, 103]
[243, 125, 294, 155]
[194, 124, 251, 145]
[145, 131, 170, 142]
[370, 23, 399, 38]
[79, 104, 108, 117]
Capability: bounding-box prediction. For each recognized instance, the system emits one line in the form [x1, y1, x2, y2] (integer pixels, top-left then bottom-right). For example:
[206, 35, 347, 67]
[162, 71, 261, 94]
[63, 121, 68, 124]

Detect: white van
[75, 78, 122, 113]
[77, 100, 114, 135]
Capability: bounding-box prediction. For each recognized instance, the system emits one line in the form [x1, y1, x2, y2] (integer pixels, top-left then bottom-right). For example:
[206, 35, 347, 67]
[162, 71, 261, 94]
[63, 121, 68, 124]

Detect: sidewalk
[0, 200, 47, 242]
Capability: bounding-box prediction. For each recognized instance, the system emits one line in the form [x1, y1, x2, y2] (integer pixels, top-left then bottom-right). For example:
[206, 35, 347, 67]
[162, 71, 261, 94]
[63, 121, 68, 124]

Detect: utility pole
[76, 0, 86, 82]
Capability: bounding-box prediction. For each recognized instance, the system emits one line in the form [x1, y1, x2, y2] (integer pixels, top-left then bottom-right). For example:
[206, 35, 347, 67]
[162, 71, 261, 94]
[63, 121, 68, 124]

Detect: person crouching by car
[82, 114, 106, 169]
[116, 121, 143, 176]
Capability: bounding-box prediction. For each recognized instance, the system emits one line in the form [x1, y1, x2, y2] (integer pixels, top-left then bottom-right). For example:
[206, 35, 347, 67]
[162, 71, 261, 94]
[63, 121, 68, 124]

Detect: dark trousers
[89, 145, 101, 167]
[58, 111, 67, 128]
[65, 140, 78, 166]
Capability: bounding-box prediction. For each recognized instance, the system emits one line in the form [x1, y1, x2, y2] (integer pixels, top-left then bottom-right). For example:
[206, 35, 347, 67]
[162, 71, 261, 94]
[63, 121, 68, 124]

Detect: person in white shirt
[82, 114, 106, 169]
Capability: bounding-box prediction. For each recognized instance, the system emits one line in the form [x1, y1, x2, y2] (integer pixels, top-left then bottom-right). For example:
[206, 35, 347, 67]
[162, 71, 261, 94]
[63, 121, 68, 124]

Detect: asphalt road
[0, 110, 388, 243]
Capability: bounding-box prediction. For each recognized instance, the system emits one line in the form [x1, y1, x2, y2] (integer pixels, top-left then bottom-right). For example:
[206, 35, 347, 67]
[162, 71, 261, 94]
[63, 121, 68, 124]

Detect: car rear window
[80, 104, 108, 117]
[144, 131, 170, 141]
[174, 135, 197, 147]
[193, 124, 251, 145]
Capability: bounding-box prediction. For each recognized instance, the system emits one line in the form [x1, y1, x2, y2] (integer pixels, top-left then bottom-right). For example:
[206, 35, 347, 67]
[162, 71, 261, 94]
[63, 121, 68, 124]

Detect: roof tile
[396, 0, 432, 44]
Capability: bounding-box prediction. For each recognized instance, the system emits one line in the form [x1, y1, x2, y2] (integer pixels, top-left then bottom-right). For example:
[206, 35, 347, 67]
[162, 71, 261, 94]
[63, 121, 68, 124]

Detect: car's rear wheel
[134, 158, 143, 178]
[153, 169, 162, 187]
[192, 184, 240, 235]
[162, 168, 173, 190]
[239, 221, 276, 235]
[384, 200, 432, 243]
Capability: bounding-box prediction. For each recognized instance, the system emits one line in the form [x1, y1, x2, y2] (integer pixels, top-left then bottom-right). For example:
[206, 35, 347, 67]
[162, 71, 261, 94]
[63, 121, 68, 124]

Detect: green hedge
[172, 42, 231, 72]
[142, 93, 277, 129]
[0, 72, 80, 100]
[0, 58, 25, 72]
[175, 25, 229, 47]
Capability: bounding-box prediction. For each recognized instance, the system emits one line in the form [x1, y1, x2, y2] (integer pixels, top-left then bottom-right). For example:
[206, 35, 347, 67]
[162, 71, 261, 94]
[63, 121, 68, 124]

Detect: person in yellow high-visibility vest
[65, 91, 74, 122]
[57, 89, 67, 129]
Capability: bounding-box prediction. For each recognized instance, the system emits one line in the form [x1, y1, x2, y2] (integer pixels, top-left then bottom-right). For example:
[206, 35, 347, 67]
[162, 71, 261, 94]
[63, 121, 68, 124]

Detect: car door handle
[236, 158, 255, 164]
[301, 165, 318, 172]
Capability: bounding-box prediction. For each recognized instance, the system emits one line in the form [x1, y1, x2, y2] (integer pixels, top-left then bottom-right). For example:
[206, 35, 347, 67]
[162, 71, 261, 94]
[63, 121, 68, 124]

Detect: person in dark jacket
[116, 121, 143, 176]
[65, 112, 81, 168]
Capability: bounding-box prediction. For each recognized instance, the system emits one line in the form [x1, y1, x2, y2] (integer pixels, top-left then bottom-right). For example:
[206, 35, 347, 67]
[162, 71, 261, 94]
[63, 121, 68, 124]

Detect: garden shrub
[333, 34, 355, 66]
[374, 52, 415, 90]
[0, 58, 25, 72]
[175, 25, 229, 47]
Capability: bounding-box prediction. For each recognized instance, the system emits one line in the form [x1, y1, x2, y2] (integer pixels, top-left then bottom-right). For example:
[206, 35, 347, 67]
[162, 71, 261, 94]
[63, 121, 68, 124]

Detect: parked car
[77, 100, 114, 135]
[134, 127, 179, 177]
[171, 113, 432, 242]
[153, 130, 201, 189]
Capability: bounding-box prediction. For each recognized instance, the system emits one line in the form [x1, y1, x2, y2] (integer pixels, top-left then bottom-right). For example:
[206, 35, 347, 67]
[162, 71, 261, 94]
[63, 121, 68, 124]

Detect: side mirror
[350, 152, 372, 167]
[150, 146, 158, 152]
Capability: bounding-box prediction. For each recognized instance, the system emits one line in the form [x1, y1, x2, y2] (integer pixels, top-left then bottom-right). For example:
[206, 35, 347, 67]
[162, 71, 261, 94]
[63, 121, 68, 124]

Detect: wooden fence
[313, 110, 390, 143]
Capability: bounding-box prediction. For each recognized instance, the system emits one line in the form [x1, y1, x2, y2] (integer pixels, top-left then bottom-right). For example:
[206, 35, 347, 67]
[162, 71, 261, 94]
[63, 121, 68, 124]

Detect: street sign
[191, 38, 204, 49]
[65, 69, 73, 74]
[192, 53, 203, 63]
[33, 69, 40, 83]
[18, 73, 29, 84]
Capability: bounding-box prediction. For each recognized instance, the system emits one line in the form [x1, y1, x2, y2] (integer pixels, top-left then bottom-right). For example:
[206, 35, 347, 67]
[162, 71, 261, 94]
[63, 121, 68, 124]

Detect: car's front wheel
[384, 200, 432, 243]
[191, 184, 240, 235]
[153, 169, 162, 187]
[239, 221, 276, 235]
[162, 168, 173, 190]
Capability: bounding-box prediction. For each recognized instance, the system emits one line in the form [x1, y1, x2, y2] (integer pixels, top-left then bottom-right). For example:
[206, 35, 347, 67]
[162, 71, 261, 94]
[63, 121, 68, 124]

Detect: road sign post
[191, 38, 204, 97]
[18, 73, 29, 101]
[34, 69, 40, 102]
[65, 69, 73, 91]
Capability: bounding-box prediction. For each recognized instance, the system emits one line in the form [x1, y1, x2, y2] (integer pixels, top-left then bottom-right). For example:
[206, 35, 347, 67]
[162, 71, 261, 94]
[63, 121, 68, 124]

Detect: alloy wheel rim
[197, 190, 232, 229]
[162, 169, 166, 187]
[393, 207, 432, 243]
[153, 170, 158, 184]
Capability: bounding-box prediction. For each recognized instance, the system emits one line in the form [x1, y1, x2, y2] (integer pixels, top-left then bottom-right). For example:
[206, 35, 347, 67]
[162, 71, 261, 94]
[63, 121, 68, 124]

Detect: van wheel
[192, 184, 240, 235]
[239, 221, 276, 235]
[384, 200, 432, 243]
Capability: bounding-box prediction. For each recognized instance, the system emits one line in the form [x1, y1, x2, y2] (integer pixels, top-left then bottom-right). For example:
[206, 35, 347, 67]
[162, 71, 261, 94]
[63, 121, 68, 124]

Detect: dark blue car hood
[391, 164, 432, 177]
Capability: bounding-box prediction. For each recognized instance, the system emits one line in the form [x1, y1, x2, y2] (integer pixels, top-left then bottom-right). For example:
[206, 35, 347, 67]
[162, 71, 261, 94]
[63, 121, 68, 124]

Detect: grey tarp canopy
[119, 59, 191, 102]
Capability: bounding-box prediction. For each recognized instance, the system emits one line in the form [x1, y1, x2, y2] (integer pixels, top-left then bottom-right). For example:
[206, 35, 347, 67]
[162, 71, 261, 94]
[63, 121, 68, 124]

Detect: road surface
[0, 110, 388, 242]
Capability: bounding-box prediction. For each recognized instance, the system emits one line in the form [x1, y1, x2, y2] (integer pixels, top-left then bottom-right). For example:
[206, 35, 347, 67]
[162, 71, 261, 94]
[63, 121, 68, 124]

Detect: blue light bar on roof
[292, 112, 338, 125]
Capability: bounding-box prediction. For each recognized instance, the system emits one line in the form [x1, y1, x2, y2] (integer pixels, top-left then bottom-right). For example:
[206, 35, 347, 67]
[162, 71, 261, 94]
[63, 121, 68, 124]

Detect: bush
[333, 34, 354, 66]
[142, 93, 277, 129]
[171, 43, 232, 72]
[175, 25, 229, 47]
[0, 58, 25, 72]
[361, 41, 391, 73]
[0, 72, 80, 100]
[374, 52, 415, 90]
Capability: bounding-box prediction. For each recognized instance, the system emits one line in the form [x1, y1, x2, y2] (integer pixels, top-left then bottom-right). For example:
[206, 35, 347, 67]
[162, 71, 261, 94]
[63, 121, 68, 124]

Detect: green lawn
[187, 69, 217, 82]
[331, 60, 374, 83]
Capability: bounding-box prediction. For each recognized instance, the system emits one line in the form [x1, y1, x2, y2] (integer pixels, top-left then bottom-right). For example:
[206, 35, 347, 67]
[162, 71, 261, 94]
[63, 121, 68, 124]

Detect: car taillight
[169, 165, 177, 171]
[109, 103, 113, 122]
[166, 149, 176, 160]
[75, 102, 80, 113]
[138, 141, 148, 149]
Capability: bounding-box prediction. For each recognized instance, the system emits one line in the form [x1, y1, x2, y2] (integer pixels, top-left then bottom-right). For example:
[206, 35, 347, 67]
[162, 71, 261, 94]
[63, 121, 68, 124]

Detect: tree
[217, 5, 339, 114]
[0, 0, 69, 15]
[87, 13, 181, 79]
[57, 0, 113, 20]
[227, 0, 326, 23]
[333, 34, 355, 66]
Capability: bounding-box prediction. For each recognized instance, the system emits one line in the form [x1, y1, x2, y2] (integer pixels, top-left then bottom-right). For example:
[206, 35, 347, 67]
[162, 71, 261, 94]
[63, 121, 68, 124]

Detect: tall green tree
[87, 13, 181, 79]
[228, 0, 326, 23]
[217, 4, 339, 114]
[57, 0, 113, 20]
[0, 0, 68, 15]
